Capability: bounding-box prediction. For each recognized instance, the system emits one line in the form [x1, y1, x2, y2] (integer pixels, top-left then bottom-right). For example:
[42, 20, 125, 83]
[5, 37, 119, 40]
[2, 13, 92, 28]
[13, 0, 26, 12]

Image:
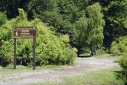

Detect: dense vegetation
[1, 0, 127, 83]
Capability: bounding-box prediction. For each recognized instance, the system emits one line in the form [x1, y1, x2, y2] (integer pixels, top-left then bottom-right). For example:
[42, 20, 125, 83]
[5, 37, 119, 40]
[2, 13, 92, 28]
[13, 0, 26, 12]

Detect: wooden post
[14, 38, 16, 69]
[33, 38, 36, 70]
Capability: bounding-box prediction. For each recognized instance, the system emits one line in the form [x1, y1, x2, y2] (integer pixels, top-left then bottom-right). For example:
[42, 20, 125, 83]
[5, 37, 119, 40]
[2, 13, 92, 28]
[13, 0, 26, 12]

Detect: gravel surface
[0, 56, 118, 85]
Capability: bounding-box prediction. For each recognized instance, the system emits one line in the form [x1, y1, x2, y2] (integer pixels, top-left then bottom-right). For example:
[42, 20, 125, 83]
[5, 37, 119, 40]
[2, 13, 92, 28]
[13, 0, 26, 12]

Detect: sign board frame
[12, 26, 36, 38]
[12, 26, 36, 70]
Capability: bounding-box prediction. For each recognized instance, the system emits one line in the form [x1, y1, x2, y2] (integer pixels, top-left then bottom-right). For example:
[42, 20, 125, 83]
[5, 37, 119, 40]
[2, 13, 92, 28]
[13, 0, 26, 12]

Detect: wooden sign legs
[13, 38, 36, 70]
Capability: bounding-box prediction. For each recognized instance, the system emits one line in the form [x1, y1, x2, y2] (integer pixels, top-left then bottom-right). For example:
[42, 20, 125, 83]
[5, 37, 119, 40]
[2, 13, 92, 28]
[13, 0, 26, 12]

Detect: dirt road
[0, 55, 118, 85]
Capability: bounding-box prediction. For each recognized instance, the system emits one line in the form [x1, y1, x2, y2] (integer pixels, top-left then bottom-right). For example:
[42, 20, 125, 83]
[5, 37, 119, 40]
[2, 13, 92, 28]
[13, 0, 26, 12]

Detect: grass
[32, 67, 124, 85]
[0, 64, 64, 82]
[61, 67, 123, 85]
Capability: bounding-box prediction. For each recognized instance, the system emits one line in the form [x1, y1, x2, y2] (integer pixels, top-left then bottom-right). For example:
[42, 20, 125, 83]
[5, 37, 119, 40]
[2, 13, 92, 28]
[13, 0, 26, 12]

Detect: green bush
[0, 9, 76, 67]
[111, 36, 127, 84]
[117, 54, 127, 84]
[111, 36, 127, 55]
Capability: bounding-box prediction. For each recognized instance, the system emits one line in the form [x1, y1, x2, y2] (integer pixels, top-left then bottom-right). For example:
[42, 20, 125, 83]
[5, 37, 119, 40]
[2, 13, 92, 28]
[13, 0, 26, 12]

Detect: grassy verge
[32, 67, 124, 85]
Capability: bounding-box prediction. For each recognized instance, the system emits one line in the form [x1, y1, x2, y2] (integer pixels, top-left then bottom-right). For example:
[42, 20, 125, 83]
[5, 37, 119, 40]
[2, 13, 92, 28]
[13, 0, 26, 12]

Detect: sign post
[33, 38, 36, 70]
[14, 38, 16, 69]
[12, 26, 36, 70]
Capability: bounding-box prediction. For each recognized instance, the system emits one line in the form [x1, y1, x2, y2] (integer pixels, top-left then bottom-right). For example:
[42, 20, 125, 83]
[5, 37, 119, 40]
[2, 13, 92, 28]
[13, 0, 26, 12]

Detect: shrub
[0, 9, 76, 67]
[111, 36, 127, 84]
[116, 54, 127, 84]
[110, 36, 127, 55]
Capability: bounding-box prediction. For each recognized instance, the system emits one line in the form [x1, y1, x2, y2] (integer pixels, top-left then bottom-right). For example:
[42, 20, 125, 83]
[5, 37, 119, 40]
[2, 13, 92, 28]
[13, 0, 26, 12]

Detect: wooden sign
[12, 26, 36, 38]
[12, 26, 36, 70]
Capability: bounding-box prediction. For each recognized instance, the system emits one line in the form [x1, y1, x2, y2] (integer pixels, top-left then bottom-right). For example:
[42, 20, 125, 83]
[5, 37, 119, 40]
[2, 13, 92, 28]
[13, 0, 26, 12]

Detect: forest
[0, 0, 127, 83]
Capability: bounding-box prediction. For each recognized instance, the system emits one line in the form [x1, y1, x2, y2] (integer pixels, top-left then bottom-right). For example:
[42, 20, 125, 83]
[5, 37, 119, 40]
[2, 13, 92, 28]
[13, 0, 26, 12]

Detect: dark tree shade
[0, 0, 30, 19]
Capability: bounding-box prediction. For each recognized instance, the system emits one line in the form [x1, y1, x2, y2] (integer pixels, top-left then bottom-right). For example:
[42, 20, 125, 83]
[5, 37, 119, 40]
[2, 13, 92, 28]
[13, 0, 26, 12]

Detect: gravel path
[0, 56, 118, 85]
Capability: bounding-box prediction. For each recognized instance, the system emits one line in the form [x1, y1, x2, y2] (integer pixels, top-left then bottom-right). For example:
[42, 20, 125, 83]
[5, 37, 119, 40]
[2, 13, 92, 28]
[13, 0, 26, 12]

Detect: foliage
[111, 36, 127, 84]
[0, 12, 7, 26]
[0, 0, 30, 18]
[0, 9, 76, 67]
[111, 36, 127, 55]
[73, 16, 88, 48]
[72, 3, 105, 55]
[117, 54, 127, 84]
[86, 3, 105, 46]
[103, 0, 127, 49]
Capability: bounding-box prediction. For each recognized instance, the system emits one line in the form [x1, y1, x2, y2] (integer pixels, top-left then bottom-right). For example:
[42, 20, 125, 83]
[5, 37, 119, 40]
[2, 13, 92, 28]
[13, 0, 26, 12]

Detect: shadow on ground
[78, 55, 92, 58]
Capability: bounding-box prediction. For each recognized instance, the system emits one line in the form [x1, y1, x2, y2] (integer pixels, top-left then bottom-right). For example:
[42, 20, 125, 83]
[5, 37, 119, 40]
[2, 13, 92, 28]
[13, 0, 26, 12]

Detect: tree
[72, 3, 105, 56]
[89, 0, 112, 6]
[0, 0, 30, 19]
[0, 12, 7, 26]
[72, 16, 88, 56]
[86, 3, 105, 52]
[103, 0, 127, 50]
